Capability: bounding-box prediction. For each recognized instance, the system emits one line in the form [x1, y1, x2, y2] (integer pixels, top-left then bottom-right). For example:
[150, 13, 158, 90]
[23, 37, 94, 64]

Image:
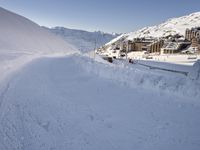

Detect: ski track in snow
[0, 83, 10, 109]
[0, 54, 199, 150]
[0, 7, 200, 150]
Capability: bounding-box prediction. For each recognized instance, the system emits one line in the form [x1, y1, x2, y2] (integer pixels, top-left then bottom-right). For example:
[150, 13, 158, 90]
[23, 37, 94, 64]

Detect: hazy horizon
[0, 0, 200, 33]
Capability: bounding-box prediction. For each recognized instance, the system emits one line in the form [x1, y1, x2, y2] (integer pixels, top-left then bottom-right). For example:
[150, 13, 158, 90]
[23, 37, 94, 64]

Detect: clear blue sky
[0, 0, 200, 33]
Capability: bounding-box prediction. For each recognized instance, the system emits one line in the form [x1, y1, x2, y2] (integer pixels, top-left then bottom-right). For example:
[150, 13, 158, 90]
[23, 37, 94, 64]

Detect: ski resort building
[161, 37, 190, 54]
[161, 42, 181, 54]
[148, 40, 164, 53]
[97, 27, 200, 59]
[185, 27, 200, 52]
[126, 38, 164, 53]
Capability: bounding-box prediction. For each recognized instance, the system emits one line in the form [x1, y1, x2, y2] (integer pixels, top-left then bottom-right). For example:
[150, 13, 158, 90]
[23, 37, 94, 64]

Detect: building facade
[148, 40, 164, 53]
[185, 27, 200, 52]
[126, 38, 164, 53]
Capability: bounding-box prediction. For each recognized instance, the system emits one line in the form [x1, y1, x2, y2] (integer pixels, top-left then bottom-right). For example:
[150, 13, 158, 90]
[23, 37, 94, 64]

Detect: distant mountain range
[46, 27, 120, 53]
[104, 12, 200, 50]
[0, 6, 117, 55]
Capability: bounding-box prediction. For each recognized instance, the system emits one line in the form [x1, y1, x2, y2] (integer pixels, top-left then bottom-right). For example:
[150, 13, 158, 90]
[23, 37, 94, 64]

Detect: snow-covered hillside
[106, 12, 200, 46]
[0, 54, 200, 150]
[0, 7, 76, 54]
[47, 27, 119, 52]
[0, 7, 77, 82]
[0, 7, 200, 150]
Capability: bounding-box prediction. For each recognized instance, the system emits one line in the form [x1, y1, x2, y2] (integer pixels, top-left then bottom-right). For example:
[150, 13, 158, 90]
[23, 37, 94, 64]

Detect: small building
[161, 42, 181, 54]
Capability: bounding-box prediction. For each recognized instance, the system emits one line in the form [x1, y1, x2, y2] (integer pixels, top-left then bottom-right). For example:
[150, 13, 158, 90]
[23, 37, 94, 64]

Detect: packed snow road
[0, 54, 200, 150]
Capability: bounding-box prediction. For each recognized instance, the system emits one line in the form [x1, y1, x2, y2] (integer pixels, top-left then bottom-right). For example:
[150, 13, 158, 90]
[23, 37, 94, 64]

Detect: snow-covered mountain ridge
[0, 7, 77, 82]
[106, 12, 200, 46]
[46, 27, 120, 52]
[0, 7, 200, 150]
[0, 7, 77, 54]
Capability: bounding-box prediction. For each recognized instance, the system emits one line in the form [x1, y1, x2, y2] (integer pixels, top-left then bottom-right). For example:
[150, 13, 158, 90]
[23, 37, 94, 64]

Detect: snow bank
[74, 55, 200, 99]
[189, 60, 200, 83]
[0, 54, 200, 150]
[137, 60, 192, 73]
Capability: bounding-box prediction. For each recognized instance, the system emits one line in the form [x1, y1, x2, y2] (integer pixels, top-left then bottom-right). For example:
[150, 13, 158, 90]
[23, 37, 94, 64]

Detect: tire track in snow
[0, 82, 10, 110]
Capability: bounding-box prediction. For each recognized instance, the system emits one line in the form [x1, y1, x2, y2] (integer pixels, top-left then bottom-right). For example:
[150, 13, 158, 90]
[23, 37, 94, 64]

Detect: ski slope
[0, 7, 76, 54]
[0, 7, 77, 82]
[0, 54, 200, 150]
[0, 6, 200, 150]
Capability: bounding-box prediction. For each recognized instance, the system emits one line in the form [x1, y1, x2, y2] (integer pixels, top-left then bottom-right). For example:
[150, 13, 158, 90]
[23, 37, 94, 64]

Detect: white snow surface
[0, 7, 200, 150]
[0, 7, 77, 54]
[0, 7, 78, 82]
[47, 27, 119, 53]
[0, 53, 200, 150]
[106, 12, 200, 45]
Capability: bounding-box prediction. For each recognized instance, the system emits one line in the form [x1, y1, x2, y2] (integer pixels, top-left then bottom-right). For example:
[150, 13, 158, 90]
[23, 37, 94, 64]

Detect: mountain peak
[105, 11, 200, 47]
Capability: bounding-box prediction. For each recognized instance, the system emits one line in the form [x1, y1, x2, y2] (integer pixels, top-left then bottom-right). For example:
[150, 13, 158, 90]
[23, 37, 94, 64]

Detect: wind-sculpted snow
[0, 54, 199, 150]
[0, 7, 77, 54]
[0, 7, 78, 82]
[0, 7, 200, 150]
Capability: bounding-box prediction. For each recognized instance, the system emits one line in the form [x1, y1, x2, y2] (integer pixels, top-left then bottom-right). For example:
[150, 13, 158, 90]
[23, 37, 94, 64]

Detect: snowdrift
[0, 7, 78, 82]
[0, 7, 77, 54]
[189, 60, 200, 83]
[0, 54, 199, 150]
[75, 55, 200, 99]
[0, 7, 199, 150]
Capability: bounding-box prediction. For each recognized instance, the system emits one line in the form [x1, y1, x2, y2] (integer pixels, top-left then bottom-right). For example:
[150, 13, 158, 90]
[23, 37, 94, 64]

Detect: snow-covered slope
[0, 54, 199, 150]
[47, 27, 119, 52]
[0, 7, 200, 150]
[0, 7, 77, 82]
[0, 7, 77, 54]
[106, 12, 200, 46]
